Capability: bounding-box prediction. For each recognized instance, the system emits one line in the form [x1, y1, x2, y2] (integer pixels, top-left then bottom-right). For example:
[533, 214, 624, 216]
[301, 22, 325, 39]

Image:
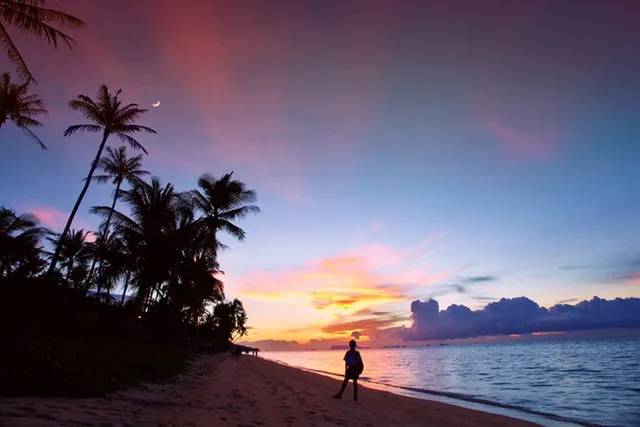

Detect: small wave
[559, 368, 602, 374]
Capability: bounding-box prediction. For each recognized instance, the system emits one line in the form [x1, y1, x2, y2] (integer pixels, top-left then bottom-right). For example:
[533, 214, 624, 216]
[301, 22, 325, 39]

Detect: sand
[0, 354, 539, 426]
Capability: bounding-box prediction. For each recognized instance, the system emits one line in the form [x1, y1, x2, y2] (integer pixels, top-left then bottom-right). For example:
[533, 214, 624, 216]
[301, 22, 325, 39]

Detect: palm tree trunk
[121, 270, 130, 307]
[88, 180, 120, 293]
[46, 131, 110, 278]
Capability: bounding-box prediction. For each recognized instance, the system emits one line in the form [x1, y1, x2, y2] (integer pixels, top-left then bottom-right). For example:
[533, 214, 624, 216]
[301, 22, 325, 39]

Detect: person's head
[349, 339, 357, 349]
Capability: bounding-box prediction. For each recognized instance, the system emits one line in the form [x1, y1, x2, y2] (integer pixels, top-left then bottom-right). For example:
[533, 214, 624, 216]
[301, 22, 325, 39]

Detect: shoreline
[0, 354, 568, 426]
[270, 361, 595, 427]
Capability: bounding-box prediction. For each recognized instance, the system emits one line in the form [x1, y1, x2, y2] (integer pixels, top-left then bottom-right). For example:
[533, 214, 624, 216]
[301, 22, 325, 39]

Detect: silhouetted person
[333, 340, 364, 401]
[231, 346, 240, 361]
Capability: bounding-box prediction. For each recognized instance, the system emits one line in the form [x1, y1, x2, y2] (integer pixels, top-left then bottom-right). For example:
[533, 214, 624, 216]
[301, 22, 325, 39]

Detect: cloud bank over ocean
[402, 296, 640, 341]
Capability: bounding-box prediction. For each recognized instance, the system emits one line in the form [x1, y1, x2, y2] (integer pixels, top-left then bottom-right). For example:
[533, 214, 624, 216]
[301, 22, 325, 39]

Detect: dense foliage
[0, 163, 258, 347]
[0, 87, 260, 396]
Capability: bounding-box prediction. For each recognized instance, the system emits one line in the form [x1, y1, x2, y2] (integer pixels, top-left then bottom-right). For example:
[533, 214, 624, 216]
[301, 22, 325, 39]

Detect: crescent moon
[152, 101, 160, 107]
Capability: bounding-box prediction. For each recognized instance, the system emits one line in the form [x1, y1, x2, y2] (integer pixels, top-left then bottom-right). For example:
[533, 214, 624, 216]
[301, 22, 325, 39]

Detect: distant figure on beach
[333, 339, 364, 401]
[231, 346, 240, 361]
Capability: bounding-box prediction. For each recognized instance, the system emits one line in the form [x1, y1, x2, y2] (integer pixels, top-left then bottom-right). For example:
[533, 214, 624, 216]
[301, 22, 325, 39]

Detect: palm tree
[46, 85, 156, 278]
[0, 206, 48, 278]
[0, 72, 47, 149]
[85, 145, 149, 289]
[212, 298, 248, 342]
[0, 0, 85, 83]
[90, 177, 183, 309]
[47, 228, 91, 287]
[190, 172, 260, 259]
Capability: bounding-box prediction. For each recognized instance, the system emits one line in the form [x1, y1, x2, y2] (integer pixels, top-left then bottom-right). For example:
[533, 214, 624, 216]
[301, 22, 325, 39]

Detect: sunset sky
[0, 0, 638, 348]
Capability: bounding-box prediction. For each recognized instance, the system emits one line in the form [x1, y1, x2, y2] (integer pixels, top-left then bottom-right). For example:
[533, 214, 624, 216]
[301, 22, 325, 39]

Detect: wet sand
[0, 354, 539, 426]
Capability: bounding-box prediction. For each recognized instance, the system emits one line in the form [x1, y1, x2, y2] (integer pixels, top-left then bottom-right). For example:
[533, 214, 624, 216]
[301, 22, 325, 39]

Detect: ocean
[263, 338, 640, 427]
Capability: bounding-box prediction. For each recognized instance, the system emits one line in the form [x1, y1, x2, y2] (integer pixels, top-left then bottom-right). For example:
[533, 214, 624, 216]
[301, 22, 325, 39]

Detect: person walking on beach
[333, 339, 364, 401]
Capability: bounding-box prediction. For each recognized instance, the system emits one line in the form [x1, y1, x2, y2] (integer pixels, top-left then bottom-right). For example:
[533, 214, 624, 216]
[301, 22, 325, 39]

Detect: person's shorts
[346, 365, 362, 379]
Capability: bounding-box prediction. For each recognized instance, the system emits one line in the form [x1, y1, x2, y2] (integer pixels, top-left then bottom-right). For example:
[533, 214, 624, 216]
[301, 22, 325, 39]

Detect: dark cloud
[558, 265, 593, 271]
[353, 308, 393, 317]
[424, 275, 498, 300]
[351, 331, 362, 340]
[559, 253, 640, 284]
[401, 296, 640, 341]
[463, 276, 498, 283]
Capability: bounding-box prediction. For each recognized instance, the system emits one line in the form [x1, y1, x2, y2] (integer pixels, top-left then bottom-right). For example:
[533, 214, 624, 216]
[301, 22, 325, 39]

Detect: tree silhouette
[0, 72, 47, 149]
[47, 228, 91, 287]
[90, 176, 184, 309]
[0, 0, 85, 83]
[0, 206, 48, 278]
[46, 85, 156, 278]
[1, 168, 259, 386]
[190, 172, 260, 260]
[85, 146, 150, 291]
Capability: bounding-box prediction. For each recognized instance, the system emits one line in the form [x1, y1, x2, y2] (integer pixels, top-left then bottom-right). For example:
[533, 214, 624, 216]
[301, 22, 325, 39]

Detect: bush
[0, 279, 193, 397]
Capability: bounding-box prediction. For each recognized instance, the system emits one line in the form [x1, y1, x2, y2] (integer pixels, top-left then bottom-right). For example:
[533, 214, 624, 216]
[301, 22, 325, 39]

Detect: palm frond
[2, 1, 85, 49]
[68, 98, 104, 123]
[220, 205, 261, 221]
[114, 132, 148, 155]
[90, 174, 111, 184]
[13, 114, 43, 127]
[17, 123, 46, 149]
[89, 205, 142, 235]
[0, 24, 34, 83]
[220, 221, 246, 241]
[63, 124, 102, 136]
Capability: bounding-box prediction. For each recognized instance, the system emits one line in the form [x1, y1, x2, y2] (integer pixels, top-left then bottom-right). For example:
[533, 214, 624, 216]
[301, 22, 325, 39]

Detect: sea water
[263, 338, 640, 427]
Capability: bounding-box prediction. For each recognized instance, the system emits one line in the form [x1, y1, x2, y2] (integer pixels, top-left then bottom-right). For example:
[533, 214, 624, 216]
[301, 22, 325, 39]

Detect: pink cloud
[482, 118, 558, 159]
[468, 72, 567, 162]
[17, 203, 92, 233]
[28, 205, 68, 229]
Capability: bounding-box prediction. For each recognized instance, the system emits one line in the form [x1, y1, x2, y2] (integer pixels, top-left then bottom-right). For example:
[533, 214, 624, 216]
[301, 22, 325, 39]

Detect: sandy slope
[0, 354, 538, 426]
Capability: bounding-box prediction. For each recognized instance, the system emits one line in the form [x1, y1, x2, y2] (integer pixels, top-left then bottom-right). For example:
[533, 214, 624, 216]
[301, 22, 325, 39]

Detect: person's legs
[353, 378, 358, 400]
[334, 375, 349, 398]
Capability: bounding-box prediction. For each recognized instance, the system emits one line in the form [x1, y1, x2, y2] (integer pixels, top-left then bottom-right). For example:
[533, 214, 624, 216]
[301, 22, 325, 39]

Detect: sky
[0, 0, 638, 349]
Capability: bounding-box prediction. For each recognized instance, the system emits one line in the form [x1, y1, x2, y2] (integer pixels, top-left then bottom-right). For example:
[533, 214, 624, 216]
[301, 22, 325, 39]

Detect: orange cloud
[319, 314, 407, 337]
[230, 239, 455, 337]
[311, 284, 409, 312]
[628, 272, 640, 286]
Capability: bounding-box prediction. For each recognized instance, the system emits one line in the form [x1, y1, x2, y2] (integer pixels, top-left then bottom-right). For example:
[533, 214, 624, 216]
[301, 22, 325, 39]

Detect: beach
[0, 354, 537, 427]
